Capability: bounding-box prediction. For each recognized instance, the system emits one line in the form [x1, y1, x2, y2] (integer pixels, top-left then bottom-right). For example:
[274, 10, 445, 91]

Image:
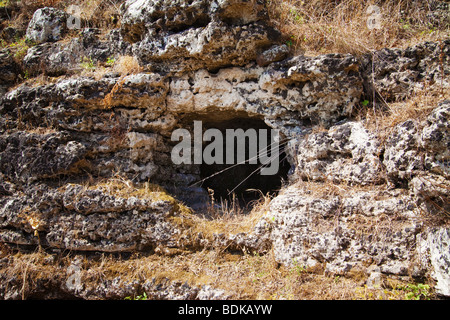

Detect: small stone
[256, 44, 290, 67]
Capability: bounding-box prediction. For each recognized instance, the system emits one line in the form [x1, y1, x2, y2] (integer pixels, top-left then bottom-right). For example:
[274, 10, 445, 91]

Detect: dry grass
[103, 55, 143, 108]
[112, 55, 142, 76]
[75, 0, 122, 29]
[0, 247, 428, 300]
[360, 84, 448, 141]
[268, 0, 449, 56]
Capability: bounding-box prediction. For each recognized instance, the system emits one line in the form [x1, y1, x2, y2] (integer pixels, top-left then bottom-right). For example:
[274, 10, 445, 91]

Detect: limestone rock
[0, 181, 186, 252]
[418, 228, 450, 297]
[121, 0, 268, 42]
[0, 132, 88, 183]
[257, 186, 422, 275]
[166, 53, 362, 130]
[421, 101, 450, 177]
[26, 7, 68, 44]
[296, 122, 384, 185]
[383, 120, 423, 185]
[256, 44, 290, 67]
[24, 29, 130, 76]
[120, 0, 279, 73]
[133, 20, 279, 73]
[361, 40, 450, 101]
[384, 101, 450, 186]
[0, 0, 449, 299]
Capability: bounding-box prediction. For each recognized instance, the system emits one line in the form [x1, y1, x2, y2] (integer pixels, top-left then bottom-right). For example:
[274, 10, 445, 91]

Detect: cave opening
[196, 117, 291, 209]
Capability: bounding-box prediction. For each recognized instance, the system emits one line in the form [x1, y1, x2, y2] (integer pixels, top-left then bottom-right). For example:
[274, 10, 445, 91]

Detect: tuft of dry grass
[103, 55, 143, 108]
[112, 55, 142, 76]
[360, 84, 448, 141]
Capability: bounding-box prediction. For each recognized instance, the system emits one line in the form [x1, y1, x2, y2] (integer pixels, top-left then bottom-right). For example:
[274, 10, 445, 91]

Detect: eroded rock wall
[0, 0, 449, 299]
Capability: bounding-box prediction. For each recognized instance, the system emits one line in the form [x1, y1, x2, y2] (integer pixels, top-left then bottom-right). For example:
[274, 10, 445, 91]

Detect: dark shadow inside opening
[198, 118, 291, 207]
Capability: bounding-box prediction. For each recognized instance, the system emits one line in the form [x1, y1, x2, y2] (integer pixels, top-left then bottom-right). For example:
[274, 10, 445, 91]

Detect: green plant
[80, 56, 95, 71]
[400, 19, 411, 30]
[291, 259, 307, 275]
[124, 292, 148, 300]
[286, 35, 296, 47]
[403, 284, 431, 300]
[362, 99, 370, 107]
[5, 38, 32, 61]
[106, 56, 115, 67]
[289, 8, 304, 23]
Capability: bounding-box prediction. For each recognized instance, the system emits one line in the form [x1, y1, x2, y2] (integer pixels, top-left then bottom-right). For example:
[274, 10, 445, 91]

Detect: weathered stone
[361, 40, 450, 101]
[0, 181, 186, 252]
[383, 101, 450, 187]
[0, 132, 88, 183]
[383, 119, 423, 185]
[256, 44, 290, 67]
[24, 29, 130, 76]
[257, 186, 422, 275]
[133, 20, 280, 73]
[0, 0, 449, 300]
[26, 7, 68, 44]
[295, 122, 384, 185]
[421, 101, 450, 177]
[121, 0, 268, 42]
[418, 228, 450, 297]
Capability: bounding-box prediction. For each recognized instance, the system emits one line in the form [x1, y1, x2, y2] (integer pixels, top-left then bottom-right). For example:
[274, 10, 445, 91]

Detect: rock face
[295, 122, 383, 185]
[255, 99, 450, 295]
[260, 186, 420, 274]
[418, 228, 450, 297]
[0, 181, 187, 252]
[361, 40, 450, 101]
[121, 0, 275, 73]
[0, 0, 449, 299]
[24, 29, 130, 76]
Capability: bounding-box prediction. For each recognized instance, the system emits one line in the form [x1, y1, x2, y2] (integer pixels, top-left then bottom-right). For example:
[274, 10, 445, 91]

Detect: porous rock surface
[0, 0, 449, 299]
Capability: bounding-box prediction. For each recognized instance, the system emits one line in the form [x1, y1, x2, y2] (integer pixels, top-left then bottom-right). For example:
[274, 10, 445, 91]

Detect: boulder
[418, 228, 450, 297]
[26, 7, 68, 44]
[256, 185, 422, 276]
[295, 122, 384, 185]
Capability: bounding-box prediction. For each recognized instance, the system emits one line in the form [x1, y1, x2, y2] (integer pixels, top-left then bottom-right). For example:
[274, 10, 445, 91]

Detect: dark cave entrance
[197, 117, 291, 207]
